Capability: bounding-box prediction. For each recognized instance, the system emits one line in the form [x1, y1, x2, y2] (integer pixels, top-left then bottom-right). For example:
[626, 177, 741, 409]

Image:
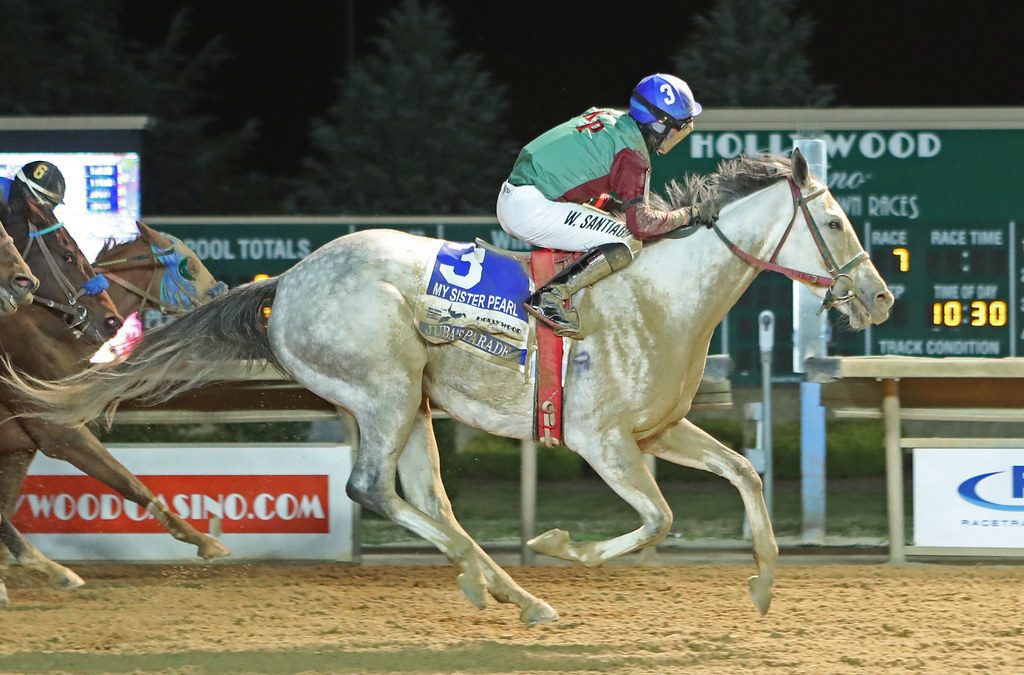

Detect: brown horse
[93, 221, 228, 327]
[0, 216, 40, 314]
[0, 213, 227, 606]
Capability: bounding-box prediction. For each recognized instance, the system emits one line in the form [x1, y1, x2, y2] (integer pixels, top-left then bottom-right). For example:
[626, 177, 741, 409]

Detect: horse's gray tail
[3, 277, 282, 428]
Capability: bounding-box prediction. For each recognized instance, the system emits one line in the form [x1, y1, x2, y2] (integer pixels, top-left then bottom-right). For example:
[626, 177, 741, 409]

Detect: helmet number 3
[33, 164, 49, 180]
[659, 84, 677, 106]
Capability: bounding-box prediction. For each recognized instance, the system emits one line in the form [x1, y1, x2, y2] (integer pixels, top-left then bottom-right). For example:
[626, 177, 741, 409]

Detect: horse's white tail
[3, 277, 281, 427]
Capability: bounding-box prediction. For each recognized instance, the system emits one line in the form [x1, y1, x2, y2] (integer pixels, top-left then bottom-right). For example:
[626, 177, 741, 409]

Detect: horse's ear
[792, 148, 811, 187]
[137, 221, 173, 249]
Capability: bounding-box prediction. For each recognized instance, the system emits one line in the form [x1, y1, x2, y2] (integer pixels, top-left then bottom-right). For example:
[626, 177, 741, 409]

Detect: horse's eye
[828, 219, 842, 231]
[62, 253, 74, 264]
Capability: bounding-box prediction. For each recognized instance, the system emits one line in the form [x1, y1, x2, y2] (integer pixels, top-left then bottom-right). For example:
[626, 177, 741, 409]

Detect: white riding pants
[496, 182, 632, 252]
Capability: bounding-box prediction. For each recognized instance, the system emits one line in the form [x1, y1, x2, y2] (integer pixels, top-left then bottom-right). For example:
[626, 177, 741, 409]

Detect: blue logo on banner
[957, 466, 1024, 512]
[427, 242, 529, 320]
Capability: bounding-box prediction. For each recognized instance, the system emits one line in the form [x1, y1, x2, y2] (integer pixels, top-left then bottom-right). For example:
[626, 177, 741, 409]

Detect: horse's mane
[99, 238, 122, 254]
[650, 153, 793, 211]
[98, 234, 144, 257]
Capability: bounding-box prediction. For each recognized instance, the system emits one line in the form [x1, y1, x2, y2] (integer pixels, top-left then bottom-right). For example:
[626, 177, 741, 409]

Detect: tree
[290, 0, 514, 215]
[671, 0, 835, 107]
[0, 0, 278, 214]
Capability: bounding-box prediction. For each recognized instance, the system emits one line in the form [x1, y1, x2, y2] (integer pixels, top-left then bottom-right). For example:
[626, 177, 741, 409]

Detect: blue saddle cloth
[416, 241, 531, 369]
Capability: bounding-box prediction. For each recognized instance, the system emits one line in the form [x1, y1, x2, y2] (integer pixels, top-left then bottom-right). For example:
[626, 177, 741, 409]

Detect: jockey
[0, 160, 66, 216]
[497, 74, 718, 338]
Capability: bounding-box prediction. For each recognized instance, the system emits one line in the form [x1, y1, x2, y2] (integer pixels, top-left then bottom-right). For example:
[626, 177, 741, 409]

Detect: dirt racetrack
[1, 558, 1023, 673]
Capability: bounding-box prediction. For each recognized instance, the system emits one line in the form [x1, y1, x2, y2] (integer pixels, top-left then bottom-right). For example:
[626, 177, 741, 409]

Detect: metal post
[793, 138, 829, 545]
[758, 311, 775, 518]
[882, 379, 905, 563]
[520, 438, 537, 565]
[799, 383, 827, 543]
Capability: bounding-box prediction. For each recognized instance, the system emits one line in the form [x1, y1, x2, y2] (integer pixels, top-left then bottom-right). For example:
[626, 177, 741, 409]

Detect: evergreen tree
[290, 0, 514, 215]
[0, 0, 277, 214]
[671, 0, 835, 107]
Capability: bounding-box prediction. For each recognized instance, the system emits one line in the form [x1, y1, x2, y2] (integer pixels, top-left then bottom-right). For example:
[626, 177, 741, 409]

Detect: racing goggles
[652, 118, 694, 155]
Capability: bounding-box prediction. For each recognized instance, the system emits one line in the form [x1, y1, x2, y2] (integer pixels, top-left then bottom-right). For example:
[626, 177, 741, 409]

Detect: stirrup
[525, 299, 581, 339]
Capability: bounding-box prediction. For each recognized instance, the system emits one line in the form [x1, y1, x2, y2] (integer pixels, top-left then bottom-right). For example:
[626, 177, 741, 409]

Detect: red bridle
[711, 177, 870, 312]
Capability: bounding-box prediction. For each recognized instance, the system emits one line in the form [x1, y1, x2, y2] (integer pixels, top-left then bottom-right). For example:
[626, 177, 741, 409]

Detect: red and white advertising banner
[14, 443, 355, 561]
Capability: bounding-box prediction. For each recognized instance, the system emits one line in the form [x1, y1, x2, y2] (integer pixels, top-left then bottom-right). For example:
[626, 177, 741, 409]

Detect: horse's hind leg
[397, 400, 558, 625]
[348, 391, 494, 610]
[17, 420, 229, 559]
[0, 431, 85, 592]
[0, 510, 84, 594]
[277, 345, 501, 614]
[647, 419, 777, 615]
[528, 427, 673, 567]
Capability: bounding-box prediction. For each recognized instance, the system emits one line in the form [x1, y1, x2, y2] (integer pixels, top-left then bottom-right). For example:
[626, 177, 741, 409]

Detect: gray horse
[4, 151, 893, 624]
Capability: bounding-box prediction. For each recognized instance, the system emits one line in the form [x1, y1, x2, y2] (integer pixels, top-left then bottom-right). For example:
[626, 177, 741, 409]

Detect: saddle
[476, 239, 582, 447]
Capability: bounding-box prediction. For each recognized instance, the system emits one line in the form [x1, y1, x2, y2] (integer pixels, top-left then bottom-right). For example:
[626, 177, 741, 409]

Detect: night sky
[120, 1, 1022, 171]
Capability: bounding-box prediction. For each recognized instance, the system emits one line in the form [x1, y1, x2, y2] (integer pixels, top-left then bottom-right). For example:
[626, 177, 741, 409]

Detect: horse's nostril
[105, 316, 124, 333]
[12, 274, 39, 294]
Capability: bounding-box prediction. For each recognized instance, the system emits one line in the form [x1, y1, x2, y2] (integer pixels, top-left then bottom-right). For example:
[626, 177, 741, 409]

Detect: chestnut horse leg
[0, 509, 84, 597]
[0, 408, 86, 593]
[14, 418, 230, 559]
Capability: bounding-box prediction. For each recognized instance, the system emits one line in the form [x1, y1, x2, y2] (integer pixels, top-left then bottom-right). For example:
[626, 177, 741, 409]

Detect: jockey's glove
[688, 199, 721, 228]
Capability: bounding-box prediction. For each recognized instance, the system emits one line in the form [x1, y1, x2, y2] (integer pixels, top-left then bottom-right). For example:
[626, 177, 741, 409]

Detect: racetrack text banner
[913, 447, 1024, 548]
[15, 444, 355, 561]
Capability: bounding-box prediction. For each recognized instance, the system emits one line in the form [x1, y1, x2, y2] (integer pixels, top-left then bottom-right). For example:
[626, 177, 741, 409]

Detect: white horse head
[651, 148, 891, 334]
[2, 149, 893, 626]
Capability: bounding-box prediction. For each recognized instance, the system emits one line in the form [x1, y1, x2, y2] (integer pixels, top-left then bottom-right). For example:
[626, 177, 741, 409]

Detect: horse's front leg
[646, 419, 777, 615]
[20, 420, 229, 559]
[0, 510, 84, 595]
[0, 444, 86, 593]
[528, 427, 673, 566]
[397, 401, 558, 626]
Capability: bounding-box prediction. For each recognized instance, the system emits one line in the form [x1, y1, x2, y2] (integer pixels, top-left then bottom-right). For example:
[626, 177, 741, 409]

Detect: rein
[21, 223, 93, 337]
[93, 242, 203, 315]
[103, 270, 185, 315]
[710, 177, 869, 314]
[91, 245, 174, 268]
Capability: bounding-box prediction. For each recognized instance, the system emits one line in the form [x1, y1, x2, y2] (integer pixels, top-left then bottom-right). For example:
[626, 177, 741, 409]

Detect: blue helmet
[629, 74, 701, 127]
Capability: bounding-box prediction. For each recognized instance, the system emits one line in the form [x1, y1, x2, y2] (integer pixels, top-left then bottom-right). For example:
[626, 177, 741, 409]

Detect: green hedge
[95, 417, 886, 488]
[458, 433, 582, 480]
[455, 417, 886, 481]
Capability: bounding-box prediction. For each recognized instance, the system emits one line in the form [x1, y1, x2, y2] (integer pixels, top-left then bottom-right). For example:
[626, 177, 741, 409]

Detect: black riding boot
[525, 242, 634, 339]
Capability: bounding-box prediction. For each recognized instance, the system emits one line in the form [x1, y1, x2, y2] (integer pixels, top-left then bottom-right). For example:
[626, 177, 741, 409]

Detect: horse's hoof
[748, 574, 774, 615]
[527, 529, 571, 559]
[521, 600, 559, 626]
[457, 571, 487, 609]
[56, 568, 86, 591]
[198, 538, 231, 559]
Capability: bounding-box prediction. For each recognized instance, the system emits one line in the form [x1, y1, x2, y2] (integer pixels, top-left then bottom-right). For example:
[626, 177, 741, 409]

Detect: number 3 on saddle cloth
[413, 241, 583, 446]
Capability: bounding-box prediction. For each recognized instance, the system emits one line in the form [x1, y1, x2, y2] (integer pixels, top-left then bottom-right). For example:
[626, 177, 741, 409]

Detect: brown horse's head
[0, 216, 40, 315]
[8, 199, 122, 345]
[93, 221, 228, 321]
